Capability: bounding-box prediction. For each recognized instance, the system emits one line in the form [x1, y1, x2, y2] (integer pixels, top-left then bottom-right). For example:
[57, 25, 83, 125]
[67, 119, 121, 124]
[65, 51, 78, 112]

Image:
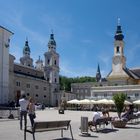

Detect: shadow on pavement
[52, 138, 76, 140]
[53, 136, 98, 140]
[124, 126, 140, 129]
[127, 121, 140, 125]
[96, 128, 118, 133]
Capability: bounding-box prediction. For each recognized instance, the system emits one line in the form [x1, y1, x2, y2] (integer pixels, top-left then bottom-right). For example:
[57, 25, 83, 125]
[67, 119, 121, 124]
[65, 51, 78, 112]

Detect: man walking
[19, 93, 29, 130]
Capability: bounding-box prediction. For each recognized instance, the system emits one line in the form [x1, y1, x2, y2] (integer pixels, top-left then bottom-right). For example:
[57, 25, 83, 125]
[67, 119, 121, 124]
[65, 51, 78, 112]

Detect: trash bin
[80, 116, 90, 136]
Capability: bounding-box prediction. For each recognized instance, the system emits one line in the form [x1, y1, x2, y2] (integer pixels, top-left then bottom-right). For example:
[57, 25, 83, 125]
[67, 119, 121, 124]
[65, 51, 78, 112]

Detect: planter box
[112, 120, 127, 128]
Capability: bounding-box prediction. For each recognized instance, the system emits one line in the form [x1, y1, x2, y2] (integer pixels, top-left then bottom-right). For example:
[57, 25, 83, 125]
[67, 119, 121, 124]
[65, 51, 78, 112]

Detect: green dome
[48, 34, 56, 46]
[23, 40, 30, 54]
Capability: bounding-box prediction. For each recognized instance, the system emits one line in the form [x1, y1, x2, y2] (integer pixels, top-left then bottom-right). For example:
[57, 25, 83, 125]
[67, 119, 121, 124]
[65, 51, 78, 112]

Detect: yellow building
[71, 20, 140, 101]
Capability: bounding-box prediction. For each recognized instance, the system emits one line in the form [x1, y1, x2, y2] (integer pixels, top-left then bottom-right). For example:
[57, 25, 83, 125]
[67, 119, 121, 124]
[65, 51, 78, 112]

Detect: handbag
[32, 113, 36, 119]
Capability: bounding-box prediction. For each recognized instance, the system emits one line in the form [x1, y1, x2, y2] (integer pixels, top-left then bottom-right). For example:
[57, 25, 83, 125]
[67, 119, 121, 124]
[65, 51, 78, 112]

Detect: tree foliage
[59, 75, 96, 91]
[113, 93, 126, 118]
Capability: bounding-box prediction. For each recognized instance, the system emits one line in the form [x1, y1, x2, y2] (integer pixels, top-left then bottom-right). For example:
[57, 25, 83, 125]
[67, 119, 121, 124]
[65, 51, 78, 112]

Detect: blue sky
[1, 0, 140, 78]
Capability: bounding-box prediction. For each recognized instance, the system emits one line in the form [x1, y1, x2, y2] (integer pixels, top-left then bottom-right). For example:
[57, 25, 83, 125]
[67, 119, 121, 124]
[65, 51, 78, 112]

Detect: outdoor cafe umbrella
[133, 99, 140, 105]
[90, 99, 97, 104]
[96, 99, 110, 105]
[124, 100, 132, 105]
[79, 99, 91, 105]
[108, 99, 115, 105]
[67, 99, 80, 104]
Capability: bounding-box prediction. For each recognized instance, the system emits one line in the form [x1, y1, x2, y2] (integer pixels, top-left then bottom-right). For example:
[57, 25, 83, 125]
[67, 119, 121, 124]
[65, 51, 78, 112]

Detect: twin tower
[0, 26, 59, 105]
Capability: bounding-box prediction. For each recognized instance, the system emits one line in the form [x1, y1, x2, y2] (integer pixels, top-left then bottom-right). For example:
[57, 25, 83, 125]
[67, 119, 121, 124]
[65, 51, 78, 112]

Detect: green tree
[59, 75, 96, 91]
[113, 93, 126, 118]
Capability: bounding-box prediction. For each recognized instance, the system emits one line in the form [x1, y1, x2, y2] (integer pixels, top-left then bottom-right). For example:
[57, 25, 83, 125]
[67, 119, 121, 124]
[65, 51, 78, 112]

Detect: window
[135, 93, 139, 97]
[35, 85, 39, 89]
[48, 59, 50, 65]
[26, 84, 30, 88]
[44, 95, 46, 98]
[16, 81, 20, 87]
[94, 93, 97, 97]
[54, 60, 57, 65]
[47, 78, 49, 82]
[116, 46, 120, 53]
[104, 93, 107, 97]
[36, 94, 38, 97]
[55, 78, 57, 83]
[27, 93, 30, 96]
[44, 87, 47, 90]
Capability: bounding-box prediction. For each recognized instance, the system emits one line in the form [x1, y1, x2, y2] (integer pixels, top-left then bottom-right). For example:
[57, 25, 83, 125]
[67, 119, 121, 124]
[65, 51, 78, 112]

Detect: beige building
[0, 26, 60, 106]
[71, 20, 140, 101]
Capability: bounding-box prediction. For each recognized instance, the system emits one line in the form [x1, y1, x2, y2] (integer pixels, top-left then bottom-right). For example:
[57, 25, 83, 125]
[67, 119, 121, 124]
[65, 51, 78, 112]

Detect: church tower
[107, 19, 129, 85]
[44, 33, 59, 106]
[112, 18, 126, 72]
[0, 26, 13, 104]
[96, 63, 102, 82]
[35, 56, 44, 71]
[20, 39, 33, 67]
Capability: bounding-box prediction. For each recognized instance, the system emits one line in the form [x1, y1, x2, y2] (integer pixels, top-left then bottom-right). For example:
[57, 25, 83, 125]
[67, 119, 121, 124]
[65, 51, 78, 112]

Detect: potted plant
[112, 93, 126, 128]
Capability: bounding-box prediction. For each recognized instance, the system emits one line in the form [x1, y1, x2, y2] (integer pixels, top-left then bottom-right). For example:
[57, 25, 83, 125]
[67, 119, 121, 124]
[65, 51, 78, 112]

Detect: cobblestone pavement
[0, 109, 140, 140]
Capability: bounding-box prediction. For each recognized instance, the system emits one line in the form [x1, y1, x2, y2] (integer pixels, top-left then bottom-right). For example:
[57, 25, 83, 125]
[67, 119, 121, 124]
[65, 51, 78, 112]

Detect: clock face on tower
[113, 56, 120, 65]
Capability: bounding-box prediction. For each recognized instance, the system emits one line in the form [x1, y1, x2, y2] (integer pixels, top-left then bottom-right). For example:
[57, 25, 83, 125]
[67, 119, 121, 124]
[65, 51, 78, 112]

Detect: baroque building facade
[0, 26, 60, 106]
[71, 20, 140, 101]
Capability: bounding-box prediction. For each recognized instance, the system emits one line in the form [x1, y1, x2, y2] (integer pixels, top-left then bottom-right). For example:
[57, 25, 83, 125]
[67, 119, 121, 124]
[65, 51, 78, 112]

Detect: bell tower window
[54, 60, 56, 65]
[116, 46, 120, 54]
[48, 59, 50, 65]
[55, 78, 57, 83]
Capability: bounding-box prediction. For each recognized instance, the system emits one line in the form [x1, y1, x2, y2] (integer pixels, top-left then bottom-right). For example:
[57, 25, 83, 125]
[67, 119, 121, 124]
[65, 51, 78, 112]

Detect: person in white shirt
[88, 108, 101, 131]
[93, 111, 101, 122]
[19, 94, 29, 130]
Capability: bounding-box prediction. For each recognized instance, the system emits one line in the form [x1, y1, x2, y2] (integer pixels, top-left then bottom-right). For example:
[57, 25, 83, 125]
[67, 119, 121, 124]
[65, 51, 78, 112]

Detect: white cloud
[2, 10, 49, 63]
[3, 10, 47, 47]
[9, 43, 22, 63]
[60, 60, 96, 77]
[40, 13, 74, 44]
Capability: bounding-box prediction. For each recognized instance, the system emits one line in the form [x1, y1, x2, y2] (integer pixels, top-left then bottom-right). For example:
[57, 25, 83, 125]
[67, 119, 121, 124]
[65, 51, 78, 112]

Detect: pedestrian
[19, 93, 29, 130]
[28, 97, 36, 127]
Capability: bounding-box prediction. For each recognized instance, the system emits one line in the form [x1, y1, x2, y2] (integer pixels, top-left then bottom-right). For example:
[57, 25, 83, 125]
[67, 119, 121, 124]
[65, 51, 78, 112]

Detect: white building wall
[0, 27, 13, 104]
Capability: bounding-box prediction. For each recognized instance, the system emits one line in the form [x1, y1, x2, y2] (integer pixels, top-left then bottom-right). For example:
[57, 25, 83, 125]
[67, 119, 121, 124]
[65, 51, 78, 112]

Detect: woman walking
[28, 97, 36, 127]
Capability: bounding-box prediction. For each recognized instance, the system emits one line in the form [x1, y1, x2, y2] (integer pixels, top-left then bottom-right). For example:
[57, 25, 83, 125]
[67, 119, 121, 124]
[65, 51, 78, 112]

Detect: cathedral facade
[0, 26, 60, 106]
